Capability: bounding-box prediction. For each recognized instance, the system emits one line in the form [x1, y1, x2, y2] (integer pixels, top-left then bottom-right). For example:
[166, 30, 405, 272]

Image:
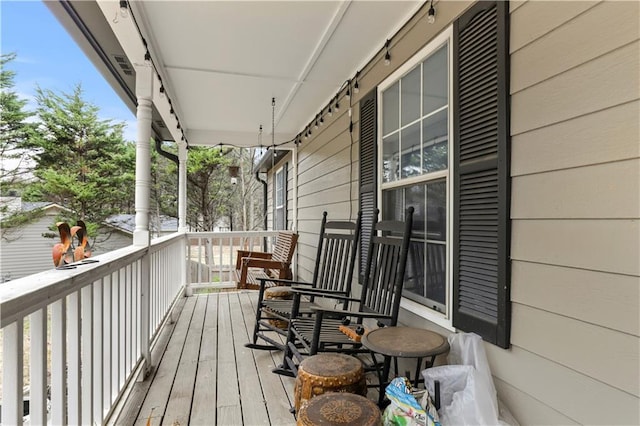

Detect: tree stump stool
[294, 353, 367, 414]
[264, 286, 293, 329]
[296, 392, 381, 426]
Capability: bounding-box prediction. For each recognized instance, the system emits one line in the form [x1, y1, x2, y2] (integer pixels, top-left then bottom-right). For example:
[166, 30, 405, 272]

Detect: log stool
[294, 353, 367, 414]
[263, 286, 293, 329]
[296, 392, 381, 426]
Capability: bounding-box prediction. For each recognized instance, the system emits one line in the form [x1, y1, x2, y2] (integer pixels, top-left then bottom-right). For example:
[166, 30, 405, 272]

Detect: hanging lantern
[229, 165, 240, 185]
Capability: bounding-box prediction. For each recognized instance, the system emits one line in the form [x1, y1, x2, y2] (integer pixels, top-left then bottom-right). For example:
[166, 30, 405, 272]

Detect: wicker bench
[234, 231, 298, 290]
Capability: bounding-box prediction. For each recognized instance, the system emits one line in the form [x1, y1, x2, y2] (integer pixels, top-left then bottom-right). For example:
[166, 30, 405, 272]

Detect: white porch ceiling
[49, 1, 422, 148]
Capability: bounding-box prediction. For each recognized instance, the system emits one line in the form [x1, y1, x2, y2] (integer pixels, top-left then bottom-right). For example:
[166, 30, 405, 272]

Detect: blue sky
[1, 0, 137, 141]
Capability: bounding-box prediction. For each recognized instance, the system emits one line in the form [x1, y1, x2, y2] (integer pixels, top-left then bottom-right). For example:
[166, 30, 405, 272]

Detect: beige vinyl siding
[289, 0, 639, 423]
[505, 0, 640, 424]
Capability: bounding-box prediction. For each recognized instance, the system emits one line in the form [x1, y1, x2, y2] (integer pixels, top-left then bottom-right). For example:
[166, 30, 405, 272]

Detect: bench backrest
[271, 231, 298, 264]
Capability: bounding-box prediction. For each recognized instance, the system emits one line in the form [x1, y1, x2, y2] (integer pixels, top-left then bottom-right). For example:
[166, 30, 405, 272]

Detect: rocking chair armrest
[310, 306, 393, 321]
[257, 277, 311, 287]
[291, 287, 348, 296]
[290, 288, 358, 302]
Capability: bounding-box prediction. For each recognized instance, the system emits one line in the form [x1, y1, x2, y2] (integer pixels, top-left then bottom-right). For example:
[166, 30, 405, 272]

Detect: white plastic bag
[421, 333, 501, 426]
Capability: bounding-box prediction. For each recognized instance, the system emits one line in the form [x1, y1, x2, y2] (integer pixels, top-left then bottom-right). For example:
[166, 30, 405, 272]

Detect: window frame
[377, 26, 455, 330]
[274, 164, 286, 230]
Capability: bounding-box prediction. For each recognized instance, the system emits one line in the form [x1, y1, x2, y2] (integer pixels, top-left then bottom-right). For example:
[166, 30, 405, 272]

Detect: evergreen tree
[0, 52, 35, 190]
[21, 84, 135, 239]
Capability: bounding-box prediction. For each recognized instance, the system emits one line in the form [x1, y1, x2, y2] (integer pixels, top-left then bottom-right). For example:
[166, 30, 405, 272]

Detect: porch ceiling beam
[275, 0, 352, 131]
[187, 129, 296, 148]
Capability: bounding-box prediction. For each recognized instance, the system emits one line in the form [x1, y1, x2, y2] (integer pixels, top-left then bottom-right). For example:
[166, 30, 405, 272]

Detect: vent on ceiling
[113, 54, 133, 76]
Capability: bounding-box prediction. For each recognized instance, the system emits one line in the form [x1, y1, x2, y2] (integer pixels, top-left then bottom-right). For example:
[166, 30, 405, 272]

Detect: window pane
[401, 66, 421, 126]
[383, 82, 399, 135]
[382, 132, 399, 183]
[422, 108, 448, 174]
[382, 188, 403, 222]
[423, 44, 448, 114]
[401, 123, 421, 179]
[404, 185, 426, 299]
[426, 180, 446, 306]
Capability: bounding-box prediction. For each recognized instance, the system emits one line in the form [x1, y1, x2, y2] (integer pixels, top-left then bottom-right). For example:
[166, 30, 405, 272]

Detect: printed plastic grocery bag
[382, 377, 440, 426]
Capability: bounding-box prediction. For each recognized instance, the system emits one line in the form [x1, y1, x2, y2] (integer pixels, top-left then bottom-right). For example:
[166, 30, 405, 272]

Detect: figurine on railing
[52, 220, 92, 267]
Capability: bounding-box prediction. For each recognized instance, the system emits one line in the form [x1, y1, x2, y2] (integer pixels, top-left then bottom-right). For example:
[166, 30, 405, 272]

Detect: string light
[327, 105, 333, 117]
[384, 39, 391, 66]
[353, 72, 360, 94]
[428, 0, 436, 24]
[159, 85, 165, 98]
[119, 0, 128, 18]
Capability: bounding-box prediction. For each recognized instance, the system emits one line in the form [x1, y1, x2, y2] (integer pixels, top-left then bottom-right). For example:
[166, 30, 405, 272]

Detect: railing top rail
[187, 230, 281, 239]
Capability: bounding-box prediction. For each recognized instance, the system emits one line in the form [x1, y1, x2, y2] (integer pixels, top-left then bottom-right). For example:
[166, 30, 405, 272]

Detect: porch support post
[178, 142, 188, 232]
[178, 142, 191, 296]
[291, 146, 298, 280]
[133, 63, 153, 247]
[134, 62, 153, 376]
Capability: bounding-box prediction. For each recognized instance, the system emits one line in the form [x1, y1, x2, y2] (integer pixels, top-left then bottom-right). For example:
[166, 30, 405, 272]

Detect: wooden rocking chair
[274, 207, 414, 377]
[245, 211, 362, 351]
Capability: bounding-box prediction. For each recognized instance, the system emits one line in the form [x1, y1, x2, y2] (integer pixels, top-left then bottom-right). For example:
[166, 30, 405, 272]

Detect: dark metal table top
[361, 327, 449, 358]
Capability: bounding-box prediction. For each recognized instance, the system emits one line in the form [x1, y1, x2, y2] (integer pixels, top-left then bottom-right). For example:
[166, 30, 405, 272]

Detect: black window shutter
[453, 1, 511, 348]
[359, 89, 377, 283]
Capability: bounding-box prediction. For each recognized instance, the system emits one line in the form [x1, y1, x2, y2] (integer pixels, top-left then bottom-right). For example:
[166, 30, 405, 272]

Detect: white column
[178, 142, 191, 296]
[133, 63, 154, 246]
[133, 62, 153, 376]
[292, 146, 298, 280]
[178, 142, 188, 232]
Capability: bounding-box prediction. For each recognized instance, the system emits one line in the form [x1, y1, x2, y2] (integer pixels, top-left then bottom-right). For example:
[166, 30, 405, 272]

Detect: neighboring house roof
[22, 201, 58, 212]
[106, 214, 178, 235]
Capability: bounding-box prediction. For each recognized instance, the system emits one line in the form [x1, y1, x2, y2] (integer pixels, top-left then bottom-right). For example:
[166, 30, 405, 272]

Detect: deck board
[190, 294, 219, 425]
[113, 291, 297, 426]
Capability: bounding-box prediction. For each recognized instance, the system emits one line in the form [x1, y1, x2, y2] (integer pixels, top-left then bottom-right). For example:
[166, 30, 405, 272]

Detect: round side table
[361, 327, 449, 405]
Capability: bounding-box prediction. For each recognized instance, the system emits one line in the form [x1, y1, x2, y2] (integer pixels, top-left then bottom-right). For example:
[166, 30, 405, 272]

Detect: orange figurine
[71, 220, 91, 261]
[52, 222, 74, 267]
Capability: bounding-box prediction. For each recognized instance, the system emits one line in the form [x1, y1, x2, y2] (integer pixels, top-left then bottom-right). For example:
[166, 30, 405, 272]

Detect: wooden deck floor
[113, 291, 297, 426]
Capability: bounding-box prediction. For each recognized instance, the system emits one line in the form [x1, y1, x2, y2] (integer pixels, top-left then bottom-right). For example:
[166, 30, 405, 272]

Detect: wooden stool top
[297, 392, 380, 426]
[299, 353, 363, 378]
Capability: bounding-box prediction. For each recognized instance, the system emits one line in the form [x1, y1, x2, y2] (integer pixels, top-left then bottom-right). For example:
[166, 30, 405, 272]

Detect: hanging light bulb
[327, 105, 333, 117]
[320, 116, 324, 126]
[159, 85, 165, 98]
[428, 0, 436, 24]
[314, 117, 319, 129]
[346, 86, 351, 99]
[144, 50, 151, 65]
[335, 95, 340, 112]
[384, 39, 391, 66]
[354, 72, 360, 94]
[119, 0, 128, 18]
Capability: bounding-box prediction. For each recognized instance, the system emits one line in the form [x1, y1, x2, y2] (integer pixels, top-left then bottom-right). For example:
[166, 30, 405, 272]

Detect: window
[274, 164, 287, 230]
[379, 28, 453, 320]
[372, 1, 511, 348]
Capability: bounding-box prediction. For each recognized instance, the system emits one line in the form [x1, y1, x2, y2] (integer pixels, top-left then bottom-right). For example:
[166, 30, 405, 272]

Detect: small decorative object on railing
[52, 220, 92, 267]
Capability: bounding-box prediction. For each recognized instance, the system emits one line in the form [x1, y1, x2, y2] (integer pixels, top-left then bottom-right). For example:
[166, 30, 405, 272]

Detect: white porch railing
[186, 230, 280, 289]
[0, 232, 186, 425]
[0, 230, 280, 425]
